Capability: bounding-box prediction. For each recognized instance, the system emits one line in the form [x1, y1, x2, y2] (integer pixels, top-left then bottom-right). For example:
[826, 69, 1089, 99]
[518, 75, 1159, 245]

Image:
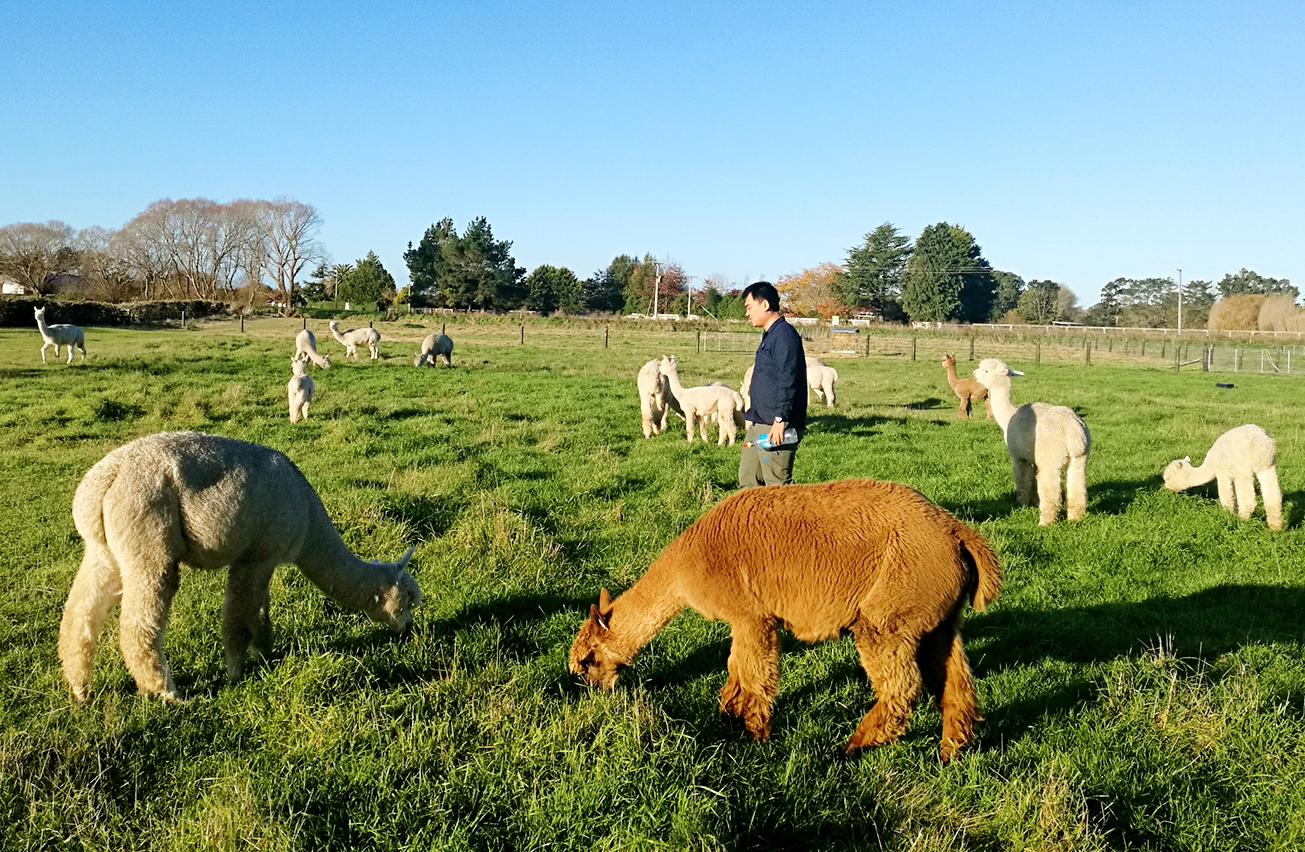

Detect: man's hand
[768, 420, 785, 447]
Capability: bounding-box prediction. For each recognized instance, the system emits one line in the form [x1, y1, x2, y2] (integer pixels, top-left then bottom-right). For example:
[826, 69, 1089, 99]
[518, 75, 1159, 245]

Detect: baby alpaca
[35, 306, 86, 364]
[660, 356, 744, 445]
[941, 354, 990, 419]
[972, 358, 1090, 525]
[805, 357, 839, 408]
[1163, 424, 1283, 530]
[329, 320, 381, 360]
[58, 432, 421, 702]
[570, 478, 1002, 762]
[414, 333, 454, 367]
[293, 329, 331, 369]
[287, 355, 315, 423]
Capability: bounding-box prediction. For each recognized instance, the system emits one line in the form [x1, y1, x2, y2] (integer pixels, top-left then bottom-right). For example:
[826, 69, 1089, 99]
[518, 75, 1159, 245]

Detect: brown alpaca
[941, 354, 991, 419]
[569, 479, 1002, 762]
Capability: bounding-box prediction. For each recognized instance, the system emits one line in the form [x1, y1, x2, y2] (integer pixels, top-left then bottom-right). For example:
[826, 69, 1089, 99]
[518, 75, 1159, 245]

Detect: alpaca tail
[72, 452, 123, 547]
[954, 520, 1002, 611]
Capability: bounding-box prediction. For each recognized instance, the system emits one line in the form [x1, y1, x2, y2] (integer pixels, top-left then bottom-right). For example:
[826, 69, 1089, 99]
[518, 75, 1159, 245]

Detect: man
[738, 281, 807, 488]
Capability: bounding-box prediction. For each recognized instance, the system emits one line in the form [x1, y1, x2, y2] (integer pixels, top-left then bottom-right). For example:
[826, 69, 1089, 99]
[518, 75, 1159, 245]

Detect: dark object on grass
[1215, 383, 1235, 389]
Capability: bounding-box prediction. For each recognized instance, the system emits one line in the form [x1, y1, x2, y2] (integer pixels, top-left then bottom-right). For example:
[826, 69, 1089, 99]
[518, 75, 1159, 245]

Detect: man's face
[744, 294, 770, 328]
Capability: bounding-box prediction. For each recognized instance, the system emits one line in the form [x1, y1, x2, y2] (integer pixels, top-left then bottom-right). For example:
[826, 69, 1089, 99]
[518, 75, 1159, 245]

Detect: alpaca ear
[1182, 455, 1191, 463]
[589, 603, 609, 632]
[1008, 367, 1024, 377]
[395, 545, 416, 570]
[598, 588, 611, 613]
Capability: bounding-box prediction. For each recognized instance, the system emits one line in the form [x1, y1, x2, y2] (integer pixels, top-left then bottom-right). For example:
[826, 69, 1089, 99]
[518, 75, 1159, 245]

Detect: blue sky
[3, 1, 1302, 305]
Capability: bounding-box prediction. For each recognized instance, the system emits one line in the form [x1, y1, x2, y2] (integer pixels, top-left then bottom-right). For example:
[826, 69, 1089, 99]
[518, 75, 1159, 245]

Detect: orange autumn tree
[775, 263, 853, 319]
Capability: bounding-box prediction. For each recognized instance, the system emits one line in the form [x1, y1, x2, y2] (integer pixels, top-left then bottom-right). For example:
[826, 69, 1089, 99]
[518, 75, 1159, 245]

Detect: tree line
[0, 199, 396, 315]
[3, 203, 1291, 330]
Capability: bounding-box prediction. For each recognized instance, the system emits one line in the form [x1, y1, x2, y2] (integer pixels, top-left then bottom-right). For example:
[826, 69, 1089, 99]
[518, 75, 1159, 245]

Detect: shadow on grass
[800, 412, 894, 438]
[968, 582, 1305, 743]
[1087, 475, 1160, 516]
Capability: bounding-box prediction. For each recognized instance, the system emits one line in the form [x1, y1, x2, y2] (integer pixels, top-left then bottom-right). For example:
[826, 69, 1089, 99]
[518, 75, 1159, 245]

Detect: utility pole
[1177, 263, 1183, 334]
[651, 260, 661, 319]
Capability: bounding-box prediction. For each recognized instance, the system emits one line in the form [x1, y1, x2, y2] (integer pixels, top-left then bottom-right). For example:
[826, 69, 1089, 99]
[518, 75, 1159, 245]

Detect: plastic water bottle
[755, 427, 799, 450]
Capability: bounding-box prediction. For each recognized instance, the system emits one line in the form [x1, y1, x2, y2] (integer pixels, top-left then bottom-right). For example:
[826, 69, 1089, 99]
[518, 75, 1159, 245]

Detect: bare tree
[254, 198, 323, 315]
[0, 221, 76, 295]
[76, 226, 139, 302]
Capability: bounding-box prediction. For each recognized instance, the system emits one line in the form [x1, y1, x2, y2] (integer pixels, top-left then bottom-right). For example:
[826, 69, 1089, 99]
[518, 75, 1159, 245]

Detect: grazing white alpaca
[287, 355, 315, 423]
[58, 432, 421, 702]
[329, 320, 381, 360]
[34, 306, 86, 364]
[293, 329, 331, 369]
[972, 358, 1091, 526]
[805, 356, 839, 408]
[414, 333, 454, 367]
[1163, 424, 1283, 531]
[660, 356, 744, 445]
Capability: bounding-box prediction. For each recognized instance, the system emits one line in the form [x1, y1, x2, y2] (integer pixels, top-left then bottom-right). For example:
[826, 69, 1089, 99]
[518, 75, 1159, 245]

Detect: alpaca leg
[300, 401, 309, 421]
[289, 399, 299, 423]
[844, 617, 923, 755]
[718, 618, 780, 740]
[640, 400, 654, 439]
[1258, 467, 1283, 531]
[983, 397, 993, 420]
[1233, 474, 1257, 521]
[78, 341, 86, 360]
[1216, 473, 1236, 515]
[1012, 457, 1037, 507]
[57, 545, 124, 701]
[826, 383, 835, 407]
[66, 343, 75, 365]
[1036, 462, 1063, 525]
[117, 558, 182, 701]
[957, 397, 969, 419]
[222, 561, 277, 681]
[1065, 454, 1088, 521]
[41, 341, 50, 362]
[685, 410, 697, 443]
[441, 353, 451, 367]
[917, 623, 979, 763]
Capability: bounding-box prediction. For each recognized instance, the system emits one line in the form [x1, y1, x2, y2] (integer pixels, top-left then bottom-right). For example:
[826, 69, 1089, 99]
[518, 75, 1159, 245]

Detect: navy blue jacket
[744, 316, 807, 431]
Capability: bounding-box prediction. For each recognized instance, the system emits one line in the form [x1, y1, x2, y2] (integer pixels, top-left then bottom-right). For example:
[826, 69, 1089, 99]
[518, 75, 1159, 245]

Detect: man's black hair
[741, 281, 780, 313]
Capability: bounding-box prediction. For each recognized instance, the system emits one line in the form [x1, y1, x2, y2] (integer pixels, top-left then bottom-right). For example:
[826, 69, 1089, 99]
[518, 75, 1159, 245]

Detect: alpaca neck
[294, 502, 397, 609]
[662, 364, 686, 399]
[943, 362, 961, 389]
[985, 379, 1018, 434]
[606, 555, 687, 663]
[36, 314, 51, 336]
[1171, 460, 1218, 489]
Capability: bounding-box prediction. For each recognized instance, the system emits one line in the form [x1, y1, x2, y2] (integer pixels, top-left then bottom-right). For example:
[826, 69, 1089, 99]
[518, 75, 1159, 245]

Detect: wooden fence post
[520, 324, 525, 345]
[240, 314, 244, 333]
[968, 336, 974, 361]
[696, 329, 701, 353]
[910, 338, 916, 361]
[303, 316, 307, 329]
[604, 326, 609, 349]
[1035, 341, 1041, 366]
[864, 335, 870, 357]
[1085, 341, 1091, 366]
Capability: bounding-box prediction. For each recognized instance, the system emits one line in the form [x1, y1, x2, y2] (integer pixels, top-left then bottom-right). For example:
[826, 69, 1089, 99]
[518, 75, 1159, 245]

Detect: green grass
[1, 318, 1303, 851]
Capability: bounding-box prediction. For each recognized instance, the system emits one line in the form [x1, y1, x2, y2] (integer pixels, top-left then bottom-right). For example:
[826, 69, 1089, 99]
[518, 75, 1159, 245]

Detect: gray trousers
[737, 423, 799, 488]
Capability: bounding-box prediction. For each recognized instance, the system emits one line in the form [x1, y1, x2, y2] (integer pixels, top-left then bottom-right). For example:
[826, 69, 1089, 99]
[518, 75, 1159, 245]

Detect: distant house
[1, 276, 25, 295]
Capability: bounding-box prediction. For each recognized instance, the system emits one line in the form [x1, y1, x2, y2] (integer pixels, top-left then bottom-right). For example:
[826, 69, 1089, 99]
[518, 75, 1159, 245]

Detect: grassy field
[1, 316, 1303, 851]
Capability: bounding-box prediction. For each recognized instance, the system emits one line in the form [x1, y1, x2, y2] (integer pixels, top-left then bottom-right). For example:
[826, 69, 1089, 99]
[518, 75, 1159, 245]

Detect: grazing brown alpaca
[941, 354, 991, 420]
[569, 479, 1002, 762]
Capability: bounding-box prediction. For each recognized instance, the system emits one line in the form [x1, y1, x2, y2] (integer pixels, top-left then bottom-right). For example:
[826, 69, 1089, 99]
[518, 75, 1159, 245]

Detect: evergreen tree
[338, 251, 394, 307]
[900, 223, 995, 323]
[991, 271, 1025, 320]
[833, 223, 911, 312]
[524, 264, 582, 315]
[1215, 268, 1296, 300]
[404, 217, 524, 310]
[581, 254, 636, 313]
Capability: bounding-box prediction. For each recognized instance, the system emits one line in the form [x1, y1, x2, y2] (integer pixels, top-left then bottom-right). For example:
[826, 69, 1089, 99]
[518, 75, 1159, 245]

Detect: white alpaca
[972, 358, 1091, 526]
[637, 357, 684, 438]
[58, 432, 421, 702]
[293, 329, 331, 369]
[1163, 424, 1283, 531]
[34, 306, 86, 364]
[287, 356, 315, 423]
[741, 365, 754, 413]
[329, 320, 381, 360]
[660, 356, 744, 445]
[414, 333, 454, 367]
[805, 356, 839, 408]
